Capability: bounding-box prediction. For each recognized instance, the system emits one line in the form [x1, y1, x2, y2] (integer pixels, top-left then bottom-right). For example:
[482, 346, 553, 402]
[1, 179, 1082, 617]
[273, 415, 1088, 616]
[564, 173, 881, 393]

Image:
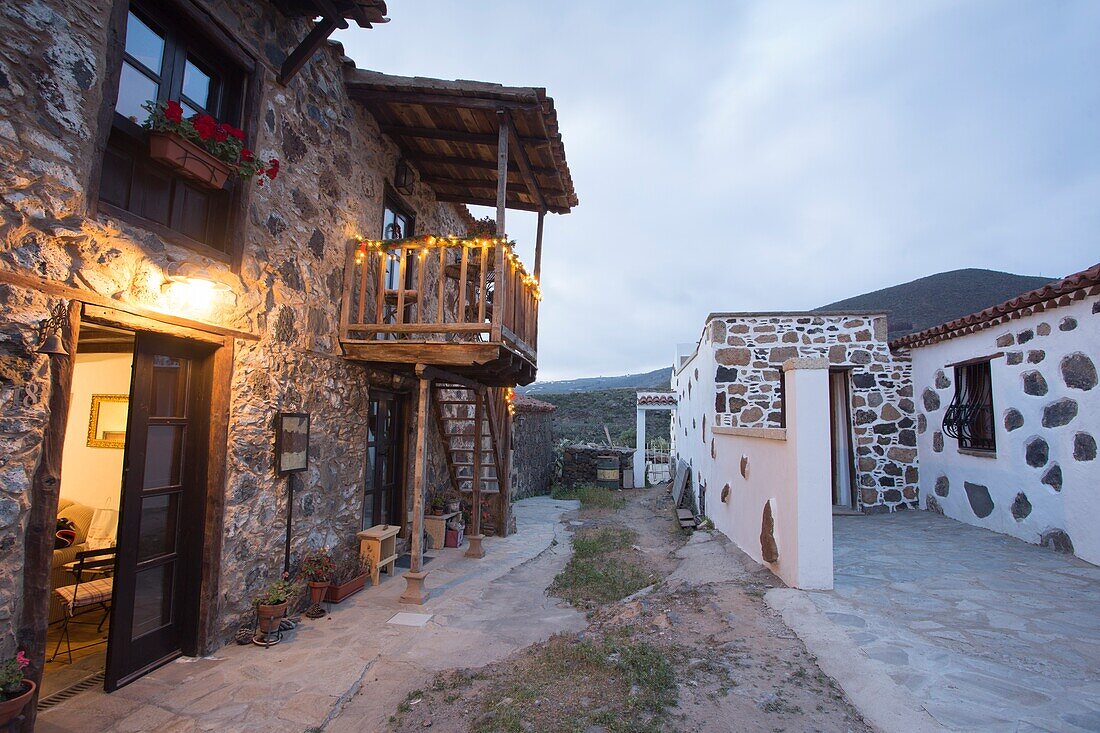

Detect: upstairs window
[943, 361, 996, 452]
[98, 3, 245, 256]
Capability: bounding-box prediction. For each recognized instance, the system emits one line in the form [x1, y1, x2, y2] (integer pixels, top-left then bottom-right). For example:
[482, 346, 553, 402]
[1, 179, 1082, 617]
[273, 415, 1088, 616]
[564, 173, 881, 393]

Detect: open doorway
[41, 325, 217, 699]
[828, 369, 857, 511]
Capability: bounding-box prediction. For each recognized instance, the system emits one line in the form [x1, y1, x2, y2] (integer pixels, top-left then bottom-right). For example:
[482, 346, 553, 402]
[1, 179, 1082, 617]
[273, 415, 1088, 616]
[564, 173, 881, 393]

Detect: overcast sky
[336, 1, 1100, 381]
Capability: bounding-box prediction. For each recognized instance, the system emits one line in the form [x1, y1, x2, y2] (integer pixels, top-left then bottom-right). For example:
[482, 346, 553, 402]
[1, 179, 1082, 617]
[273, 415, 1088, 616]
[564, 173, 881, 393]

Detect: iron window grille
[942, 361, 996, 452]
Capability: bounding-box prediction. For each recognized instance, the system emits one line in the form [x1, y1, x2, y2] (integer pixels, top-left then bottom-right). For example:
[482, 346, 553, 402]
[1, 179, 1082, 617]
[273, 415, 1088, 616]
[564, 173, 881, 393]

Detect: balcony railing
[340, 236, 540, 368]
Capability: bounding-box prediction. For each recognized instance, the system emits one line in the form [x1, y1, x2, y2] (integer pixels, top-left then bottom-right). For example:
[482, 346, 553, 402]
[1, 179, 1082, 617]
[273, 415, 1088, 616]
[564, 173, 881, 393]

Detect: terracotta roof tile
[890, 262, 1100, 349]
[637, 391, 676, 406]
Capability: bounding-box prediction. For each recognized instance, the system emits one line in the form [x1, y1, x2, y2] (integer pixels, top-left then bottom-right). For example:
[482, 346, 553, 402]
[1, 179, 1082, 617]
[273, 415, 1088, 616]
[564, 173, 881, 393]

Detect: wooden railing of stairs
[432, 383, 512, 543]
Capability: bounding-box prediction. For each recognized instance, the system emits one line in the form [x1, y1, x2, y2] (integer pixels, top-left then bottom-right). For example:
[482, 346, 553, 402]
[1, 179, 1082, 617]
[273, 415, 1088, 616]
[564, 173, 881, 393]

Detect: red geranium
[213, 123, 229, 142]
[164, 100, 183, 124]
[240, 148, 254, 162]
[192, 114, 216, 140]
[227, 125, 245, 141]
[266, 158, 280, 180]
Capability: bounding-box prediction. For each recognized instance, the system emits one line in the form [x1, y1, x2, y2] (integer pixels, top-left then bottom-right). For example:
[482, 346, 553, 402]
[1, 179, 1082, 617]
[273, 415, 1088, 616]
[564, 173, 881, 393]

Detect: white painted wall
[911, 295, 1100, 564]
[59, 351, 132, 514]
[673, 339, 834, 589]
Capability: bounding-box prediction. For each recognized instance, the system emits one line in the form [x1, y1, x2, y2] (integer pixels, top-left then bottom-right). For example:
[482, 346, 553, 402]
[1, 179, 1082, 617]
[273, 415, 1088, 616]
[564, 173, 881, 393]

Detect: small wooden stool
[358, 524, 400, 586]
[423, 511, 459, 550]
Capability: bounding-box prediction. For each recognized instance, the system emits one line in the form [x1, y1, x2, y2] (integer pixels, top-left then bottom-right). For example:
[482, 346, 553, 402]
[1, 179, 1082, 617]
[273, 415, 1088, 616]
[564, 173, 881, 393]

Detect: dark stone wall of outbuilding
[511, 402, 556, 499]
[561, 445, 634, 488]
[0, 0, 467, 655]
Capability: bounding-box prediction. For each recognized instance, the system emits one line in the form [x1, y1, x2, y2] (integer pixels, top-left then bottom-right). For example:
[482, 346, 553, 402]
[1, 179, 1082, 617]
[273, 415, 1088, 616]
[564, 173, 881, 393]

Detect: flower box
[148, 132, 230, 190]
[325, 572, 367, 603]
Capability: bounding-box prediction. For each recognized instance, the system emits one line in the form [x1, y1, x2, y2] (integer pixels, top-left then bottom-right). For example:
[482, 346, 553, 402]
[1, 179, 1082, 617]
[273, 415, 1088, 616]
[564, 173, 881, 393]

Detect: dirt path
[388, 486, 872, 732]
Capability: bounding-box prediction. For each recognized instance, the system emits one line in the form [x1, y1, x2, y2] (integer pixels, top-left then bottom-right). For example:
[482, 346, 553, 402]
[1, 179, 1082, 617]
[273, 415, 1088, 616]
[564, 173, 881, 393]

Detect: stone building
[509, 393, 556, 499]
[674, 312, 917, 515]
[0, 0, 576, 709]
[894, 263, 1100, 564]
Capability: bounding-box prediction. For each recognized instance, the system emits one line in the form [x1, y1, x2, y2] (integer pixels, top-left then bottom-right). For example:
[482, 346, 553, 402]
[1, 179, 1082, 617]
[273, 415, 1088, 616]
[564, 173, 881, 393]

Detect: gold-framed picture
[88, 394, 129, 449]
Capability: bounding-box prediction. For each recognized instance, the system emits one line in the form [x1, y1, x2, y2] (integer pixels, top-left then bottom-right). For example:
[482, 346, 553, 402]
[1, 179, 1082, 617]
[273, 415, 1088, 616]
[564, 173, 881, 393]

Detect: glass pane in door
[151, 357, 188, 417]
[137, 493, 180, 561]
[143, 424, 184, 489]
[132, 563, 174, 639]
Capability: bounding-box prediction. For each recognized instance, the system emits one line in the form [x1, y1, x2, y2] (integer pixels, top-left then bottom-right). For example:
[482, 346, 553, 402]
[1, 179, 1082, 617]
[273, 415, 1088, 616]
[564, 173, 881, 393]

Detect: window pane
[143, 424, 184, 489]
[116, 62, 159, 123]
[151, 357, 188, 417]
[125, 12, 164, 74]
[182, 59, 214, 111]
[137, 493, 180, 562]
[181, 101, 199, 119]
[175, 184, 211, 242]
[132, 563, 174, 639]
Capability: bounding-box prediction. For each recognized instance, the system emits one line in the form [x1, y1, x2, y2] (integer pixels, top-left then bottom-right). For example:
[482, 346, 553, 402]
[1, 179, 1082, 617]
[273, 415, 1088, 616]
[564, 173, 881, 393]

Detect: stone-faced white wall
[699, 313, 917, 512]
[910, 295, 1100, 564]
[0, 0, 470, 654]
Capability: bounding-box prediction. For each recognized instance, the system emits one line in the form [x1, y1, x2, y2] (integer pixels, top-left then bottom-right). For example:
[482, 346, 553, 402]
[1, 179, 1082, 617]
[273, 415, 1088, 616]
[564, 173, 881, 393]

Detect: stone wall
[910, 294, 1100, 564]
[510, 395, 555, 499]
[561, 444, 634, 488]
[0, 0, 469, 656]
[678, 313, 917, 512]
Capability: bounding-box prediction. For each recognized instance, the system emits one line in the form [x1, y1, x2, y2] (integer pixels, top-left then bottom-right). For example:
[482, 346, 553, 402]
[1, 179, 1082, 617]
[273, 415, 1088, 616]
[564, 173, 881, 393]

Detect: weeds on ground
[551, 483, 626, 510]
[468, 632, 678, 733]
[550, 526, 655, 608]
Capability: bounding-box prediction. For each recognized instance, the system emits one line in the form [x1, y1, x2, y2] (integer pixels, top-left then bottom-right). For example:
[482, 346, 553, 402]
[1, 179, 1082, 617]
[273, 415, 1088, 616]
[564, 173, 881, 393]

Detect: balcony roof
[344, 68, 578, 214]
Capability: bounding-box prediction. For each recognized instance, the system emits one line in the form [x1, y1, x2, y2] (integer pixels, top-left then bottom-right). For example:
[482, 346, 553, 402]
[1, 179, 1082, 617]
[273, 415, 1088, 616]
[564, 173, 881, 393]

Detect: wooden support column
[495, 111, 509, 236]
[400, 365, 432, 604]
[533, 210, 545, 281]
[19, 300, 80, 732]
[500, 406, 514, 537]
[466, 388, 486, 558]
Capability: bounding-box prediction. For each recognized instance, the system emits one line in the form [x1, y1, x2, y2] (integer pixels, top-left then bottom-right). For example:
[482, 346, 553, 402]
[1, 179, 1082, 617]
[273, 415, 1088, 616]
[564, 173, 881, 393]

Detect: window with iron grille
[943, 361, 996, 452]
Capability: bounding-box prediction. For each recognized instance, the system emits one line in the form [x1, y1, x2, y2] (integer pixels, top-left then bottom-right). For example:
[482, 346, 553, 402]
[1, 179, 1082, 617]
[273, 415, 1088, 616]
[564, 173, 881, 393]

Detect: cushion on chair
[54, 577, 113, 612]
[57, 501, 95, 546]
[55, 518, 77, 549]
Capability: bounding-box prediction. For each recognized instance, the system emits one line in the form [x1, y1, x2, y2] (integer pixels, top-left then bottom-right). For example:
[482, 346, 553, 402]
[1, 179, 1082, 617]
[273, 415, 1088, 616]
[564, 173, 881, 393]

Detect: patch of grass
[551, 526, 654, 608]
[469, 633, 678, 733]
[551, 483, 626, 510]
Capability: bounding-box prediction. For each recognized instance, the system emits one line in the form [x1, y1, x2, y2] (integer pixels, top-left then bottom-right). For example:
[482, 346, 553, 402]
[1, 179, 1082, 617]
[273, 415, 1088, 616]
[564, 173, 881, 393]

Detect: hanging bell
[36, 331, 67, 357]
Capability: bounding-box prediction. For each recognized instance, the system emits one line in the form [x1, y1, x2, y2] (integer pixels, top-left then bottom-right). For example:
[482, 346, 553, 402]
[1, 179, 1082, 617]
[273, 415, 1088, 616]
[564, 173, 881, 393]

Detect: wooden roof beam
[278, 14, 347, 85]
[503, 111, 547, 213]
[381, 124, 546, 148]
[348, 89, 542, 111]
[419, 176, 566, 196]
[405, 153, 558, 177]
[434, 193, 551, 213]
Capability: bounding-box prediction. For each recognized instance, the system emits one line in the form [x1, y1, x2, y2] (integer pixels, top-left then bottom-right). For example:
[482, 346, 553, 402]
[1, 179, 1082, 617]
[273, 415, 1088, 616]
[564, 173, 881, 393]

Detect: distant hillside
[817, 268, 1053, 340]
[536, 388, 671, 446]
[521, 367, 672, 395]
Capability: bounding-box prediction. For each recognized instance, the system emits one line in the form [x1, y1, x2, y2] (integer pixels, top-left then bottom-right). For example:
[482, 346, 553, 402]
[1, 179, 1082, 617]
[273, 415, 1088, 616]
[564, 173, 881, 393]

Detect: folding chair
[50, 547, 116, 664]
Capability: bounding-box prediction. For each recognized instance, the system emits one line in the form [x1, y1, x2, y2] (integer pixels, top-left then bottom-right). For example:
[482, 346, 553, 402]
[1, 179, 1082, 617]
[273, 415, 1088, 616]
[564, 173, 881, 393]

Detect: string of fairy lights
[504, 387, 516, 416]
[352, 234, 542, 300]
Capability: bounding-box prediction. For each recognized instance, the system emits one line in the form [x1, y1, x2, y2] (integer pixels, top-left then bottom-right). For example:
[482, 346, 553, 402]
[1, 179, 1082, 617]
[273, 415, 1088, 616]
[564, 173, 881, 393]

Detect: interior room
[42, 325, 134, 698]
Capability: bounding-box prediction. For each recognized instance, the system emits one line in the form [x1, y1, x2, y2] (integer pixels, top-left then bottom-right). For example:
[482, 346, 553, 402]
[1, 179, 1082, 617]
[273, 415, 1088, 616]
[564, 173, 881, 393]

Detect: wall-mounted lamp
[162, 262, 232, 313]
[394, 157, 415, 196]
[35, 302, 70, 357]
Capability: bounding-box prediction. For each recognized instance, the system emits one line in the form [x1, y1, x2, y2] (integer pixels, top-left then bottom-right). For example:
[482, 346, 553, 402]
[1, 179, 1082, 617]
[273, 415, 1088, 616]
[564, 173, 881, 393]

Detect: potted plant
[254, 579, 300, 634]
[325, 554, 371, 603]
[431, 496, 445, 516]
[300, 549, 336, 607]
[0, 651, 34, 727]
[142, 100, 279, 190]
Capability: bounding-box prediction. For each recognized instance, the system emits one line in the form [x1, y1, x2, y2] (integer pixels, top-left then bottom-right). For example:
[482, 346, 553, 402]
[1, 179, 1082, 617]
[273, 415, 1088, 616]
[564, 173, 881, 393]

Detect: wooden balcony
[339, 236, 540, 386]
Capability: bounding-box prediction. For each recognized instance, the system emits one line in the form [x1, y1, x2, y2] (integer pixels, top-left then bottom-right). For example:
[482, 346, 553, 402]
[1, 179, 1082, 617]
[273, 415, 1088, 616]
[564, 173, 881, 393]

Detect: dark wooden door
[364, 391, 405, 529]
[106, 334, 210, 691]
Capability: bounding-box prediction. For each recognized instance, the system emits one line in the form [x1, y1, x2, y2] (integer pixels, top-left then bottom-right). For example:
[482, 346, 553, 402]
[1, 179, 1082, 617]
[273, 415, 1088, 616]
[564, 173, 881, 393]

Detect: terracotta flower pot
[148, 132, 231, 190]
[255, 601, 288, 634]
[0, 679, 35, 728]
[432, 507, 444, 516]
[307, 581, 328, 606]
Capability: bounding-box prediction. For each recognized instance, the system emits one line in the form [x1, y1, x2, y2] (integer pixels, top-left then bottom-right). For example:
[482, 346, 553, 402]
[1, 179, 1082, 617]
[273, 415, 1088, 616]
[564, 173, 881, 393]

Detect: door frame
[17, 301, 233, 713]
[828, 368, 858, 510]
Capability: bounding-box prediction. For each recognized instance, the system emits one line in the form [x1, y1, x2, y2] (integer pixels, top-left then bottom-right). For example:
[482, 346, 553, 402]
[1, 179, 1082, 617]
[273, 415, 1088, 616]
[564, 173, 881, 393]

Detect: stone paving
[807, 511, 1100, 732]
[36, 497, 585, 733]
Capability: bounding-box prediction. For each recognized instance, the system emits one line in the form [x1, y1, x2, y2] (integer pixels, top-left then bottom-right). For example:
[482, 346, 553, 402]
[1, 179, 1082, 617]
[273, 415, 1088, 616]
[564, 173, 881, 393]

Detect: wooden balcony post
[400, 366, 432, 604]
[534, 209, 544, 281]
[466, 388, 486, 558]
[495, 110, 509, 236]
